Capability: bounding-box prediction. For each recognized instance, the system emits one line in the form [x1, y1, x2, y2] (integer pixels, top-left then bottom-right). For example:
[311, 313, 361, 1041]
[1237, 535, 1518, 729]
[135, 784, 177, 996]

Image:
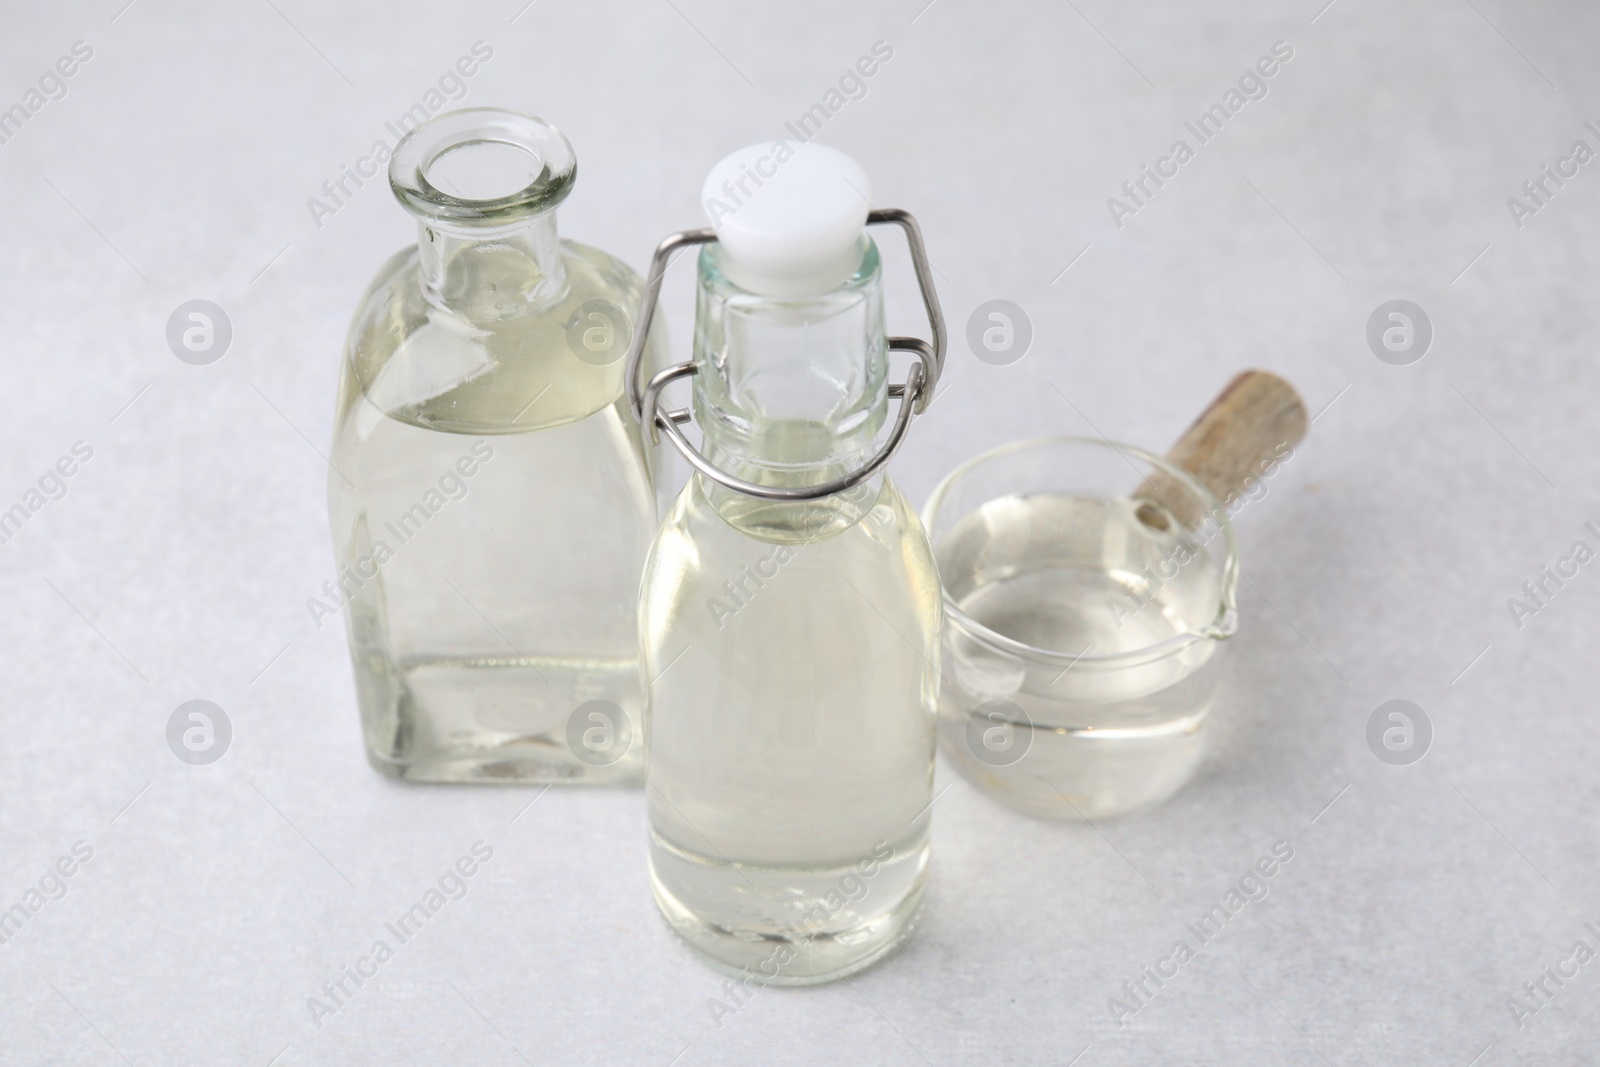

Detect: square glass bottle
[328, 109, 666, 783]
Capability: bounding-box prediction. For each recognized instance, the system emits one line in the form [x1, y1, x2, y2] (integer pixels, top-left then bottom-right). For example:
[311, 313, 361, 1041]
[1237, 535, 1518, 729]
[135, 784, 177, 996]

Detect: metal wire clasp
[622, 209, 946, 503]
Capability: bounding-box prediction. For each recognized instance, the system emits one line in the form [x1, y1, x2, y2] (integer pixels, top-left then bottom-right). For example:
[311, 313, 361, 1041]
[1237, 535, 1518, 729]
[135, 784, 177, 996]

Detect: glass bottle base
[364, 747, 642, 785]
[647, 841, 928, 986]
[358, 657, 644, 785]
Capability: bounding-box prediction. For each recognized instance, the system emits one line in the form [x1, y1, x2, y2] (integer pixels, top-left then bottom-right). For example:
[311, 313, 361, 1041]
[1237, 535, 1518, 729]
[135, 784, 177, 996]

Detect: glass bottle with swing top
[627, 143, 946, 984]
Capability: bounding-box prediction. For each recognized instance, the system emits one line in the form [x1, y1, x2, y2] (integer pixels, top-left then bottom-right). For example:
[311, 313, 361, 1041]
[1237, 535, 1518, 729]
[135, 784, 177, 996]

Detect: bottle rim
[389, 107, 576, 224]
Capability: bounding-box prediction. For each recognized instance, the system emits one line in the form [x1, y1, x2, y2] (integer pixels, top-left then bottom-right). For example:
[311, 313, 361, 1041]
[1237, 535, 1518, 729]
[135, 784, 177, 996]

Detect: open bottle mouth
[389, 108, 576, 223]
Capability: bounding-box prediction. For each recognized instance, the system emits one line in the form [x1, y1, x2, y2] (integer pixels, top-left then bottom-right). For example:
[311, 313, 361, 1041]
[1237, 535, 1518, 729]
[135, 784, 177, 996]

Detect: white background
[2, 1, 1598, 1063]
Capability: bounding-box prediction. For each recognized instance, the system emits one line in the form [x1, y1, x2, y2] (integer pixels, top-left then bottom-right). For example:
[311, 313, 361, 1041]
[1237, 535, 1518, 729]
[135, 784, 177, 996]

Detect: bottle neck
[389, 110, 577, 319]
[697, 238, 885, 458]
[417, 211, 566, 322]
[692, 238, 889, 536]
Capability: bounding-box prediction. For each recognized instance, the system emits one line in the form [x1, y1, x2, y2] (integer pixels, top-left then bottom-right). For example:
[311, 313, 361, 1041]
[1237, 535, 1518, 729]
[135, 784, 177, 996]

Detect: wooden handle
[1137, 370, 1307, 527]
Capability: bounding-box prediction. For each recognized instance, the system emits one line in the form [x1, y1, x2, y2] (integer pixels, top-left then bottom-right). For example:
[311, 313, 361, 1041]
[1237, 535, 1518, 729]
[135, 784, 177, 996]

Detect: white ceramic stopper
[700, 141, 872, 295]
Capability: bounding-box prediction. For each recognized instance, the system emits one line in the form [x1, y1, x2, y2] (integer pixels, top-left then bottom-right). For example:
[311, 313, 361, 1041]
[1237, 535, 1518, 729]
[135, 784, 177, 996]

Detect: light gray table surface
[2, 1, 1598, 1063]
